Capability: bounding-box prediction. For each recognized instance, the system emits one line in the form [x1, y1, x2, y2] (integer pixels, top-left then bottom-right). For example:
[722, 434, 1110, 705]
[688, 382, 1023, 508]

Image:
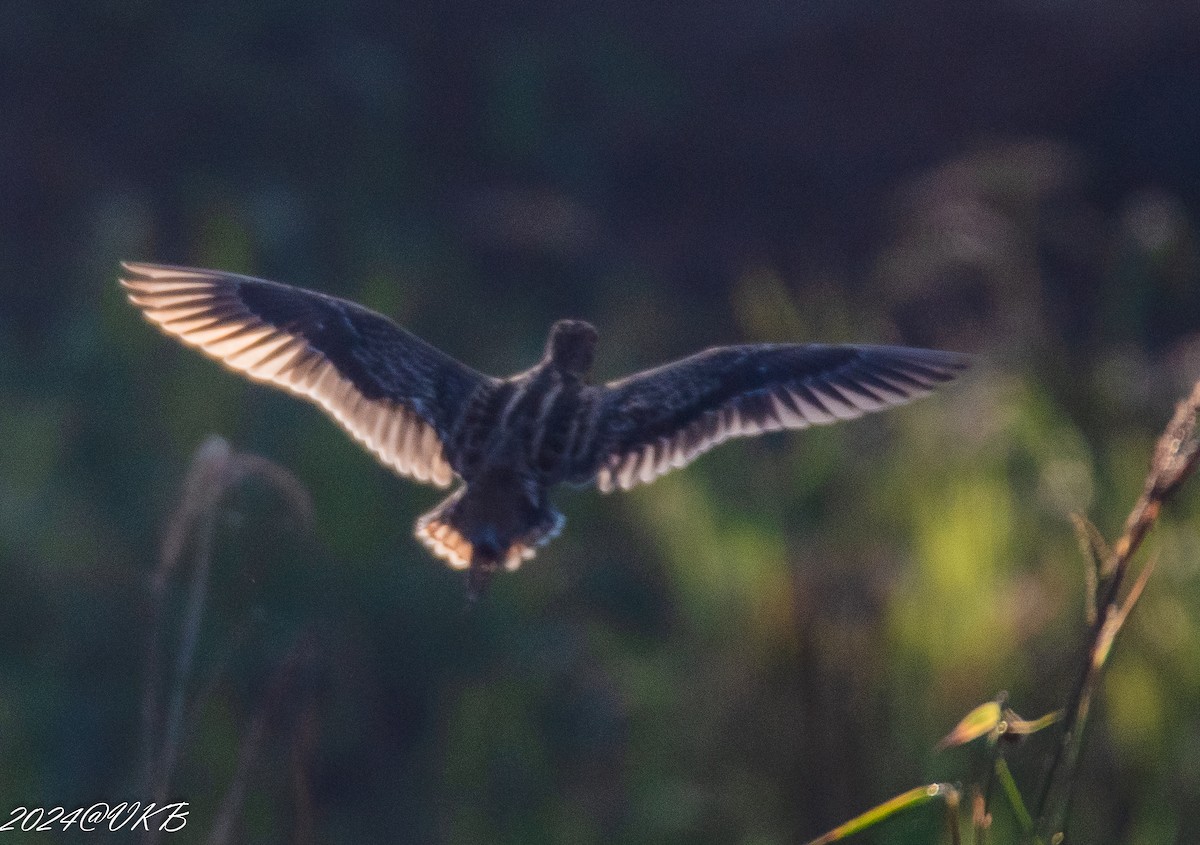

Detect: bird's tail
[415, 490, 565, 599]
[414, 489, 474, 571]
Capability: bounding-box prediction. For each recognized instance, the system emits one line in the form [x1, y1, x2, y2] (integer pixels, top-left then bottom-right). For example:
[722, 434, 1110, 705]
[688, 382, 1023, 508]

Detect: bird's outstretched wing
[579, 344, 969, 492]
[121, 262, 494, 487]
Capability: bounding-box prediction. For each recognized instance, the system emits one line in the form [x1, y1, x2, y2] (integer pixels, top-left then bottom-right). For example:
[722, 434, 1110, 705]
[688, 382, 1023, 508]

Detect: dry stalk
[1032, 379, 1200, 841]
[140, 436, 312, 845]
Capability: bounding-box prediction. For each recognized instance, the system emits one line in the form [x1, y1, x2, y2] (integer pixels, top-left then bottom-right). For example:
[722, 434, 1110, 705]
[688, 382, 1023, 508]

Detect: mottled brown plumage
[121, 262, 969, 598]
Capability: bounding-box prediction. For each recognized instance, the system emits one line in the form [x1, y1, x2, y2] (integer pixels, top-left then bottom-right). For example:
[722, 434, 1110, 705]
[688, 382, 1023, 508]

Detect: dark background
[3, 1, 1200, 842]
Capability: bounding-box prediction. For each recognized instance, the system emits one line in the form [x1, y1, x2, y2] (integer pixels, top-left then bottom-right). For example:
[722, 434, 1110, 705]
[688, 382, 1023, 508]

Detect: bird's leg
[465, 557, 499, 604]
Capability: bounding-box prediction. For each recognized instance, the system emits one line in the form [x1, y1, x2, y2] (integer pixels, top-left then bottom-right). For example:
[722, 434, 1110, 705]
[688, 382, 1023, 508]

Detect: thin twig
[1032, 379, 1200, 841]
[205, 638, 310, 845]
[141, 436, 232, 796]
[155, 499, 218, 806]
[995, 757, 1033, 835]
[290, 704, 319, 845]
[140, 435, 314, 845]
[971, 785, 991, 845]
[180, 610, 264, 748]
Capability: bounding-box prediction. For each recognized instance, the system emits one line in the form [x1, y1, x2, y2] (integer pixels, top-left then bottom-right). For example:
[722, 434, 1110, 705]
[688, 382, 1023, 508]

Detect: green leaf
[937, 700, 1003, 750]
[803, 784, 959, 845]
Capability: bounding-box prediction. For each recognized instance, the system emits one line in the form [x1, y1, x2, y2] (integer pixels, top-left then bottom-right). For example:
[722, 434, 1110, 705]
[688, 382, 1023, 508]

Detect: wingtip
[935, 349, 974, 375]
[118, 260, 140, 288]
[881, 345, 975, 381]
[118, 261, 219, 282]
[119, 260, 163, 277]
[117, 263, 152, 296]
[945, 349, 975, 368]
[905, 345, 973, 366]
[117, 262, 170, 294]
[118, 261, 164, 288]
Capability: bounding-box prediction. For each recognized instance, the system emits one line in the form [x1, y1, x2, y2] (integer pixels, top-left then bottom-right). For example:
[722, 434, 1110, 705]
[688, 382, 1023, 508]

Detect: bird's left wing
[121, 262, 494, 487]
[576, 343, 969, 492]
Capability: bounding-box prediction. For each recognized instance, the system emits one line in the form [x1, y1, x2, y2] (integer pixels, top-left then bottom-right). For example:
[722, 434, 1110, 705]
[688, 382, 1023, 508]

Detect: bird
[121, 262, 969, 598]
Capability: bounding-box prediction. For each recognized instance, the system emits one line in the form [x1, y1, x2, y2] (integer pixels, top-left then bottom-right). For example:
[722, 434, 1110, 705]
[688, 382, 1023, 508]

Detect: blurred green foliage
[3, 2, 1200, 843]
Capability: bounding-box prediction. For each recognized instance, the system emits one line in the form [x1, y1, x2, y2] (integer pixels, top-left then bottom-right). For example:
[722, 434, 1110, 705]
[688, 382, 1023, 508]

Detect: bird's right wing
[576, 343, 969, 492]
[121, 262, 495, 487]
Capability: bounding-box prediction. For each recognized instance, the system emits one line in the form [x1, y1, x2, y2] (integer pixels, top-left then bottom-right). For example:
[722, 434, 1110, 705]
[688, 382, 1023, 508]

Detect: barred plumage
[121, 262, 970, 598]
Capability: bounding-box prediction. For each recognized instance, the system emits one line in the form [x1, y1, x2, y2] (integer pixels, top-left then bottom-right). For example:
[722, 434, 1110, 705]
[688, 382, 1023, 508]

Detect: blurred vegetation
[3, 1, 1200, 842]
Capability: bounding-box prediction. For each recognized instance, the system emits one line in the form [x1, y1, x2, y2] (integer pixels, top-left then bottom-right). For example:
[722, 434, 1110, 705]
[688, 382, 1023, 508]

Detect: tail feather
[414, 488, 472, 569]
[415, 515, 474, 570]
[414, 491, 565, 575]
[512, 508, 565, 570]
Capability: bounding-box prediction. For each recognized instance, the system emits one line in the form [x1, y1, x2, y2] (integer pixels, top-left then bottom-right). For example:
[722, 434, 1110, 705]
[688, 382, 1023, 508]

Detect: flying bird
[121, 262, 968, 598]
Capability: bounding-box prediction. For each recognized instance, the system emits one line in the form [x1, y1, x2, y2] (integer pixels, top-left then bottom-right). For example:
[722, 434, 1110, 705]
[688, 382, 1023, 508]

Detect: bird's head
[545, 319, 598, 377]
